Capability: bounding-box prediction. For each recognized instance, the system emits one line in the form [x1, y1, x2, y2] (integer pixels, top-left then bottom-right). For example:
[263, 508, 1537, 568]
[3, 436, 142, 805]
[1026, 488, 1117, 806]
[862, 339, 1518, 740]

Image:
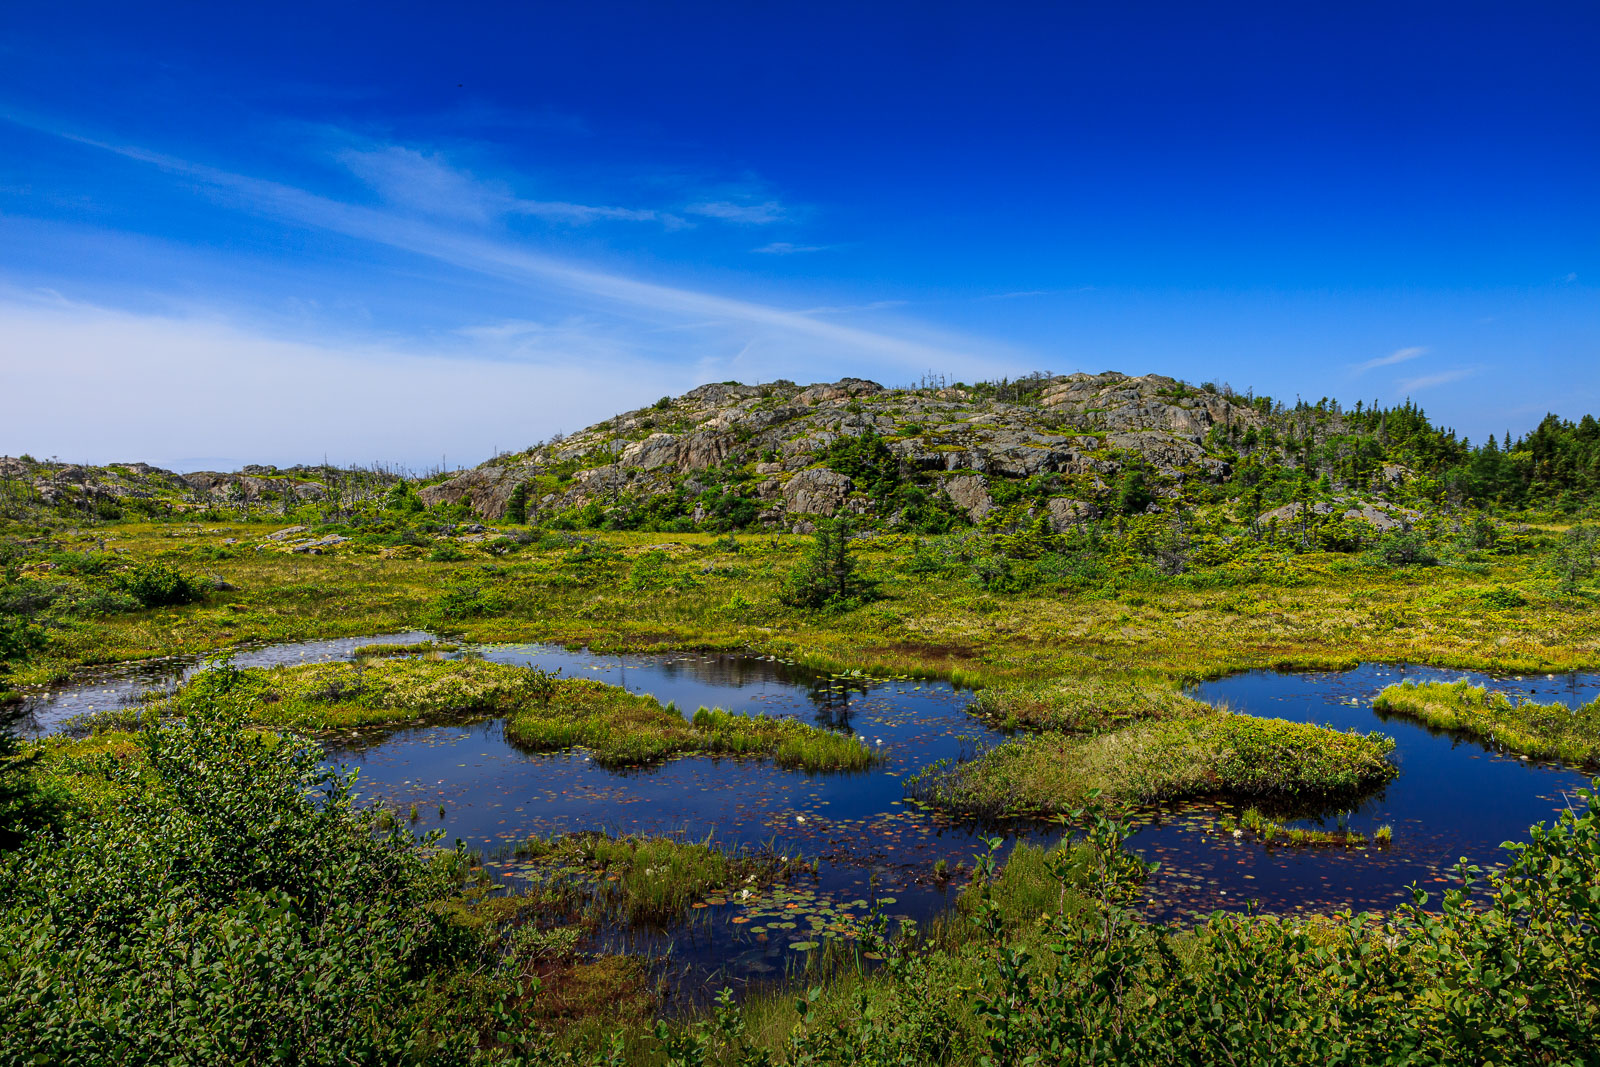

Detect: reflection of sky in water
[5, 631, 437, 737]
[12, 637, 1600, 997]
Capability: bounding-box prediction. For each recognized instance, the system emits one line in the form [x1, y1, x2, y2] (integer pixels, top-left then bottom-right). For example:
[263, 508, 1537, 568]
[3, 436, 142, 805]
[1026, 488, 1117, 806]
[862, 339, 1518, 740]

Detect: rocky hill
[0, 456, 400, 520]
[418, 372, 1278, 531]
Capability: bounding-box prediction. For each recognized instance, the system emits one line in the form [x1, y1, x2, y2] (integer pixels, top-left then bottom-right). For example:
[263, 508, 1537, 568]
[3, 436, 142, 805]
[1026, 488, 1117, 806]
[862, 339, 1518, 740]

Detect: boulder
[941, 474, 993, 523]
[783, 469, 854, 516]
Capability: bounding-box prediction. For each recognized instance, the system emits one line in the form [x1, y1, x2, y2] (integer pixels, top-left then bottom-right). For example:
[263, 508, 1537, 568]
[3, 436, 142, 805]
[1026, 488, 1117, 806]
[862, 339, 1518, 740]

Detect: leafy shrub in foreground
[0, 707, 502, 1065]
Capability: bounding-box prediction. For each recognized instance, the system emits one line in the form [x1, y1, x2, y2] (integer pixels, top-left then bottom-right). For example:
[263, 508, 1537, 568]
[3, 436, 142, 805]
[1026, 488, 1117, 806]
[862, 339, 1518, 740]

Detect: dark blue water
[324, 646, 1037, 993]
[1126, 663, 1595, 920]
[14, 639, 1600, 995]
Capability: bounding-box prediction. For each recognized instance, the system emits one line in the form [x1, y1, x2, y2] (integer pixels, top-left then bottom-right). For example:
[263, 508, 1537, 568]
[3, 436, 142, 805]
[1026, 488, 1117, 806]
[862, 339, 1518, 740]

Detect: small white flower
[796, 815, 806, 824]
[1231, 829, 1242, 839]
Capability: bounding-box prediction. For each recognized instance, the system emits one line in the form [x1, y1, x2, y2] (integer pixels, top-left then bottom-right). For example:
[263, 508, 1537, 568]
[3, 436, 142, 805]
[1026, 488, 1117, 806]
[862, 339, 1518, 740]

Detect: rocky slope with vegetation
[418, 369, 1600, 535]
[0, 455, 406, 524]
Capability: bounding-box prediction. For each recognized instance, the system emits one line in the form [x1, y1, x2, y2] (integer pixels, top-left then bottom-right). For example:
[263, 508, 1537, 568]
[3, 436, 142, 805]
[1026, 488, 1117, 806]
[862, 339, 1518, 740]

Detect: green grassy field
[8, 520, 1598, 697]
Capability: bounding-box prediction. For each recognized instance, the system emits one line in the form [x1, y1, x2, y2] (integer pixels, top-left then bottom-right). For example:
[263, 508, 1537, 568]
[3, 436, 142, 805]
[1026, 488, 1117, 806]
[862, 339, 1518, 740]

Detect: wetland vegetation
[3, 373, 1600, 1063]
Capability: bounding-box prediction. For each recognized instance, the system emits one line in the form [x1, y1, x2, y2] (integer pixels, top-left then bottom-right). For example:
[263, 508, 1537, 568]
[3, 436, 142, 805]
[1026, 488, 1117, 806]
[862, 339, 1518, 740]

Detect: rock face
[1042, 372, 1264, 437]
[940, 474, 993, 523]
[783, 469, 854, 515]
[413, 371, 1290, 526]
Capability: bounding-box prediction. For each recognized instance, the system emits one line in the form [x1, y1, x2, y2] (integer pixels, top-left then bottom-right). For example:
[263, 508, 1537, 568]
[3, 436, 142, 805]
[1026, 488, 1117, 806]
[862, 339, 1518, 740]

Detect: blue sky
[1, 2, 1595, 470]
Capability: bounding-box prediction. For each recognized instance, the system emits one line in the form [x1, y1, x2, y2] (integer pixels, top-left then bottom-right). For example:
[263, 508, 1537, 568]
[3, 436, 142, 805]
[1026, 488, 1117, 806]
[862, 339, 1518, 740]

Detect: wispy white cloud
[797, 300, 907, 315]
[686, 199, 786, 224]
[47, 132, 986, 372]
[753, 241, 828, 255]
[1397, 366, 1479, 392]
[1354, 345, 1428, 373]
[337, 144, 670, 226]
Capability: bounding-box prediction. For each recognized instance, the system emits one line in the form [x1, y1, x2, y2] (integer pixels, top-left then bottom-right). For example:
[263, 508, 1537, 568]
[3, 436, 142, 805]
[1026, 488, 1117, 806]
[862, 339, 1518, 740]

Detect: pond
[10, 639, 1598, 999]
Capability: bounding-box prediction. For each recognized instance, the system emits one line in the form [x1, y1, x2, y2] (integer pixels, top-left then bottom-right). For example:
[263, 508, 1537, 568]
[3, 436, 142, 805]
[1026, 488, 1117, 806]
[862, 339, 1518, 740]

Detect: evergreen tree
[780, 515, 875, 609]
[505, 481, 530, 525]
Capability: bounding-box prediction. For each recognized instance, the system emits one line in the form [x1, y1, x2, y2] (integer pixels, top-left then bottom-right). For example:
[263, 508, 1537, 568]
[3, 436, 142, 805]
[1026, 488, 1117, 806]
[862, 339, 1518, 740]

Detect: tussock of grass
[1218, 807, 1368, 847]
[159, 656, 542, 731]
[351, 640, 459, 657]
[972, 674, 1208, 733]
[958, 839, 1095, 925]
[505, 679, 879, 772]
[906, 713, 1397, 817]
[1374, 679, 1600, 766]
[514, 831, 810, 925]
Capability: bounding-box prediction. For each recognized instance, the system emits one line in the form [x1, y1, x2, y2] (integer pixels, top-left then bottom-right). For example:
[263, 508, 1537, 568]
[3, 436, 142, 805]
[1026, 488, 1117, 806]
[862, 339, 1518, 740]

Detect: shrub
[0, 615, 46, 670]
[1367, 530, 1437, 567]
[114, 561, 209, 608]
[780, 516, 876, 610]
[1115, 470, 1153, 515]
[0, 707, 500, 1064]
[505, 481, 530, 525]
[0, 733, 67, 850]
[429, 580, 503, 620]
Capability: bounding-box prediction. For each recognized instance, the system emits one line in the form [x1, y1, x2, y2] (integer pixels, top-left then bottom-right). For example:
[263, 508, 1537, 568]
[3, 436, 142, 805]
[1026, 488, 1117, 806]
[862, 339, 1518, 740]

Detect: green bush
[0, 733, 67, 850]
[780, 516, 876, 610]
[0, 614, 46, 670]
[504, 481, 530, 525]
[0, 708, 508, 1064]
[1366, 530, 1437, 567]
[114, 561, 209, 608]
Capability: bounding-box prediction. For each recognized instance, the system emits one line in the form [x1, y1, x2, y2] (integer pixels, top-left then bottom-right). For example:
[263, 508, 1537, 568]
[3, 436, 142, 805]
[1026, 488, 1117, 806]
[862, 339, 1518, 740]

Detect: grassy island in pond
[1375, 678, 1600, 766]
[138, 656, 878, 773]
[907, 713, 1397, 817]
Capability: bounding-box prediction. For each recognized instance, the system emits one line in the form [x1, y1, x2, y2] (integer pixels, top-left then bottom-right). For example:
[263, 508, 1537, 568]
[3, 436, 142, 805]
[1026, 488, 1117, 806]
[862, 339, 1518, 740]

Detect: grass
[504, 679, 879, 772]
[7, 521, 1598, 699]
[1374, 678, 1600, 766]
[152, 655, 546, 732]
[969, 673, 1210, 733]
[116, 656, 876, 771]
[512, 831, 813, 925]
[351, 640, 459, 657]
[1216, 806, 1369, 847]
[956, 838, 1096, 926]
[905, 712, 1397, 817]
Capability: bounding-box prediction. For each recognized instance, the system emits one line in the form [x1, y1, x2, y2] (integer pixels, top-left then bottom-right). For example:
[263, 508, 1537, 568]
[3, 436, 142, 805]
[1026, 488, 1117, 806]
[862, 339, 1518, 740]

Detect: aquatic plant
[1217, 806, 1368, 847]
[512, 831, 808, 925]
[350, 640, 460, 658]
